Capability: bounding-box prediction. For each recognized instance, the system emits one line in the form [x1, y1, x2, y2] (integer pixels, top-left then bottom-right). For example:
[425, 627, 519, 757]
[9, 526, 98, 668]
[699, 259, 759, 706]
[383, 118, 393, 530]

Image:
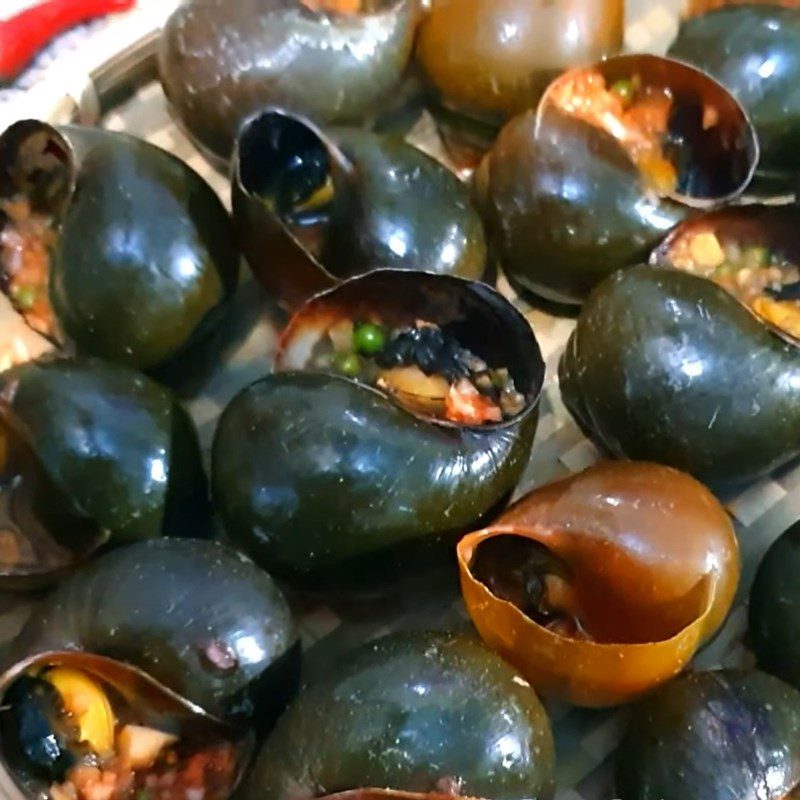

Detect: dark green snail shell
[750, 520, 800, 691]
[213, 372, 537, 586]
[476, 53, 757, 305]
[158, 0, 418, 164]
[476, 106, 685, 305]
[616, 669, 800, 800]
[323, 128, 487, 281]
[6, 538, 300, 724]
[558, 265, 800, 486]
[0, 121, 239, 373]
[1, 356, 209, 543]
[232, 109, 487, 309]
[243, 631, 555, 800]
[668, 5, 800, 188]
[211, 270, 544, 588]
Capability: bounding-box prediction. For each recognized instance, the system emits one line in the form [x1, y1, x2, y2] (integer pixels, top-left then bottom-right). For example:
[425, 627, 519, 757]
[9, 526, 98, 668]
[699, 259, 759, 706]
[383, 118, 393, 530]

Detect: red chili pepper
[0, 0, 136, 84]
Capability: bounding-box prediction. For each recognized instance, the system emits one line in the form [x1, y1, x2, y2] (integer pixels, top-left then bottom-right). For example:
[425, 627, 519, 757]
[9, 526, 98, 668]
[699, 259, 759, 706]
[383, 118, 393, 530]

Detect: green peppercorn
[10, 284, 38, 311]
[334, 352, 362, 377]
[610, 79, 635, 106]
[490, 368, 510, 389]
[353, 322, 387, 355]
[713, 261, 735, 277]
[744, 246, 771, 269]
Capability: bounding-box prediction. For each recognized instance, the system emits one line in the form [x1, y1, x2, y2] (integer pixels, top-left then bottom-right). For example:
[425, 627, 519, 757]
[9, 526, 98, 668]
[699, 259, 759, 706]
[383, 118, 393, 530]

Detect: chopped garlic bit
[49, 784, 76, 800]
[689, 231, 725, 270]
[118, 724, 179, 771]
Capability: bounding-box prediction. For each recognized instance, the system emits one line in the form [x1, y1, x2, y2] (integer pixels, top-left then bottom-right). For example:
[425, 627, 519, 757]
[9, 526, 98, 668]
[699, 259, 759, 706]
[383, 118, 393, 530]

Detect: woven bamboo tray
[1, 3, 795, 798]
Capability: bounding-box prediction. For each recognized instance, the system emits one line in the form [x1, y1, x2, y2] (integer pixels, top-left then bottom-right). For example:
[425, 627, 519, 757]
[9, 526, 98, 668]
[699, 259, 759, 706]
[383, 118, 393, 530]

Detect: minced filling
[549, 70, 711, 195]
[50, 741, 238, 800]
[668, 229, 800, 339]
[309, 317, 527, 425]
[1, 194, 55, 336]
[1, 668, 239, 800]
